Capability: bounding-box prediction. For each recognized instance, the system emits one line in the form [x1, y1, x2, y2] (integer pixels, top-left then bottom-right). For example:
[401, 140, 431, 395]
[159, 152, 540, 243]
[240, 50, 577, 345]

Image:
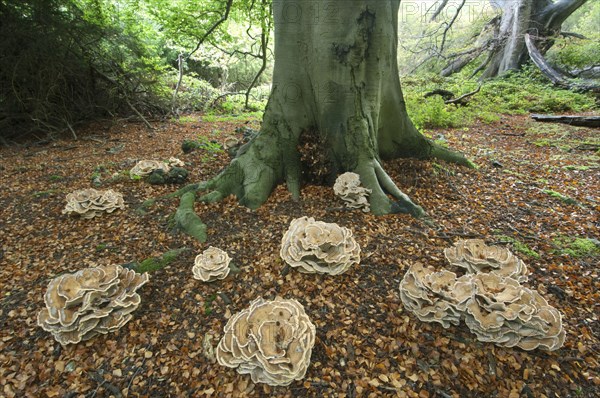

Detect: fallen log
[525, 33, 600, 93]
[530, 114, 600, 128]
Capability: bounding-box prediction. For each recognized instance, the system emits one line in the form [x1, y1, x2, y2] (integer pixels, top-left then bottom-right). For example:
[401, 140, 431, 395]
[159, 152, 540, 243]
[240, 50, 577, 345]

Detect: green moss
[204, 293, 217, 315]
[48, 174, 63, 181]
[553, 237, 600, 258]
[134, 248, 188, 273]
[495, 235, 540, 259]
[502, 169, 527, 178]
[542, 189, 579, 206]
[32, 189, 60, 198]
[201, 111, 262, 123]
[562, 165, 593, 171]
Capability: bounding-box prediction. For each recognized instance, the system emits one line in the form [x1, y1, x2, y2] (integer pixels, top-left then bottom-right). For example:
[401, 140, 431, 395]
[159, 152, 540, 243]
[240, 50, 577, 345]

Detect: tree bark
[442, 0, 589, 78]
[480, 0, 589, 78]
[191, 0, 474, 222]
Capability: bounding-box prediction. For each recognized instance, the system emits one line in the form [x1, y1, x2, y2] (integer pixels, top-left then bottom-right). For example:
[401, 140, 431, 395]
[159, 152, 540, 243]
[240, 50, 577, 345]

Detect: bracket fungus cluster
[399, 262, 473, 328]
[223, 136, 240, 150]
[129, 158, 185, 179]
[280, 216, 360, 275]
[192, 246, 232, 282]
[216, 297, 316, 386]
[465, 273, 565, 351]
[333, 172, 372, 212]
[62, 188, 125, 219]
[399, 239, 565, 351]
[444, 239, 528, 282]
[37, 264, 149, 345]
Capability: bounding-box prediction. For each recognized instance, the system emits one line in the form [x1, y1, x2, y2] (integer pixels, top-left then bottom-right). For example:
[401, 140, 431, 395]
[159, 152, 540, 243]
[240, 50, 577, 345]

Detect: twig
[172, 0, 234, 108]
[445, 85, 481, 105]
[125, 356, 147, 393]
[65, 121, 77, 140]
[125, 98, 153, 130]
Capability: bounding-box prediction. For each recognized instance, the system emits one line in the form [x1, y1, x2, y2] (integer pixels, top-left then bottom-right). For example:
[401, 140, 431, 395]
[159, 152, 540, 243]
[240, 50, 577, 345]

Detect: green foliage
[201, 110, 263, 123]
[542, 190, 579, 206]
[134, 248, 188, 273]
[0, 0, 170, 140]
[48, 175, 63, 182]
[170, 73, 222, 112]
[495, 235, 540, 259]
[550, 1, 600, 69]
[181, 136, 223, 161]
[403, 66, 596, 130]
[562, 165, 592, 171]
[553, 237, 600, 258]
[204, 294, 217, 315]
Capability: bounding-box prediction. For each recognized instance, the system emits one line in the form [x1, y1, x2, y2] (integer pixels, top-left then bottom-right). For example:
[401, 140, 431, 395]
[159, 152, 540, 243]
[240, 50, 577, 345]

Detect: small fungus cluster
[280, 216, 360, 275]
[192, 246, 232, 282]
[129, 158, 184, 178]
[399, 239, 565, 351]
[62, 188, 125, 219]
[37, 265, 149, 345]
[333, 172, 371, 212]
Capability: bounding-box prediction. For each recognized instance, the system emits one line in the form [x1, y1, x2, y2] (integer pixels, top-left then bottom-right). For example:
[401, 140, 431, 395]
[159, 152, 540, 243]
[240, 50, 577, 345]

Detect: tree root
[199, 147, 284, 209]
[174, 191, 207, 242]
[136, 182, 205, 215]
[141, 139, 473, 242]
[429, 141, 478, 169]
[355, 159, 426, 217]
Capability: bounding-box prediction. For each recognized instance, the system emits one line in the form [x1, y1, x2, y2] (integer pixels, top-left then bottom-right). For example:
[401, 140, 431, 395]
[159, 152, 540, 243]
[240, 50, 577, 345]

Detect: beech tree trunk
[196, 0, 473, 218]
[480, 0, 589, 78]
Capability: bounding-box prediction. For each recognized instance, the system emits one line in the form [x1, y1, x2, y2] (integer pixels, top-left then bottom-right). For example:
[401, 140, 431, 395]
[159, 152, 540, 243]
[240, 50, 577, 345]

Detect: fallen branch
[525, 33, 600, 93]
[560, 31, 588, 40]
[445, 85, 481, 105]
[424, 85, 481, 105]
[530, 114, 600, 128]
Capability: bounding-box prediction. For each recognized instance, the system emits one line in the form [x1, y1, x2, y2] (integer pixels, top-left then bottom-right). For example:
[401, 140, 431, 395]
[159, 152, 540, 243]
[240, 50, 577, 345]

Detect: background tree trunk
[480, 0, 589, 78]
[198, 0, 473, 218]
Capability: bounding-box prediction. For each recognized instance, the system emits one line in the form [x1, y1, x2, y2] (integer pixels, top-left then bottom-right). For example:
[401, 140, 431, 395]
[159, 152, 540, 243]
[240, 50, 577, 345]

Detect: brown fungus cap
[400, 240, 565, 351]
[62, 188, 125, 219]
[37, 264, 148, 345]
[444, 239, 528, 282]
[280, 216, 360, 275]
[216, 297, 316, 386]
[333, 172, 371, 212]
[129, 159, 170, 178]
[192, 246, 232, 282]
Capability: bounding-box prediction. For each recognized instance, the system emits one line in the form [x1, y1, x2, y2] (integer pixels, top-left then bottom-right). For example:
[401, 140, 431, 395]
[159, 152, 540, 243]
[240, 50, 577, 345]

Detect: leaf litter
[0, 114, 598, 397]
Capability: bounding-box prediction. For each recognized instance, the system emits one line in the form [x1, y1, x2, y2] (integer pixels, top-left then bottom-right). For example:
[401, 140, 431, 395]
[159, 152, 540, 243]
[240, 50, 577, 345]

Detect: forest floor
[0, 113, 599, 398]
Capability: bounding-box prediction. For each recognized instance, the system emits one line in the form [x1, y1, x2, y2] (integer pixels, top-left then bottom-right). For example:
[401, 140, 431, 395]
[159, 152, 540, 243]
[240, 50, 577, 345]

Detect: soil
[0, 113, 598, 397]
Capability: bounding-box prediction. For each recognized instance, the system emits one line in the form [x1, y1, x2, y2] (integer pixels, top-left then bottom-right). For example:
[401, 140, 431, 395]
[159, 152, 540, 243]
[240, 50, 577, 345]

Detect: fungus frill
[399, 241, 565, 351]
[280, 216, 360, 275]
[37, 264, 149, 345]
[129, 160, 170, 178]
[399, 262, 473, 328]
[465, 273, 565, 351]
[216, 297, 316, 386]
[333, 172, 372, 212]
[62, 188, 125, 219]
[223, 136, 240, 150]
[444, 239, 528, 282]
[192, 246, 232, 282]
[167, 157, 185, 167]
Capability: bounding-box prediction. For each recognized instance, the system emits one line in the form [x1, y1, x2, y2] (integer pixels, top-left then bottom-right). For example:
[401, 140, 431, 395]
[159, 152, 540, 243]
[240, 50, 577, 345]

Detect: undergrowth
[403, 66, 597, 130]
[495, 235, 540, 259]
[553, 237, 600, 258]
